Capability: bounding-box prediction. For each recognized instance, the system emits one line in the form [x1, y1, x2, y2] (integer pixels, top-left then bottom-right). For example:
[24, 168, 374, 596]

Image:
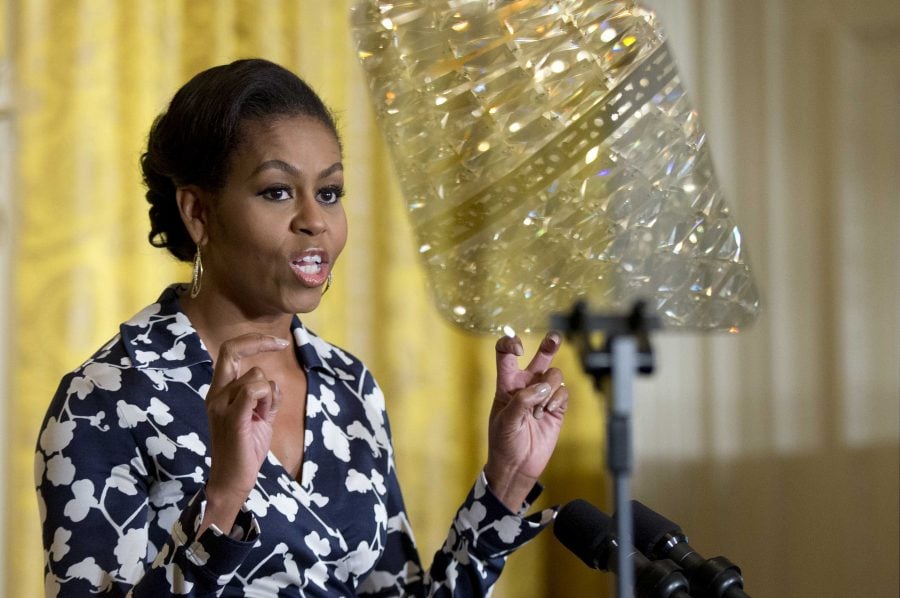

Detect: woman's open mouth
[290, 250, 330, 287]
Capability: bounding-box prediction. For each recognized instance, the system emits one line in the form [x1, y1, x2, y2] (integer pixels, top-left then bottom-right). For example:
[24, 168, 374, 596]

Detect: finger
[508, 382, 552, 419]
[225, 367, 268, 404]
[536, 371, 565, 417]
[258, 381, 282, 425]
[230, 379, 277, 421]
[539, 367, 564, 389]
[207, 367, 267, 411]
[524, 330, 562, 375]
[528, 367, 564, 410]
[495, 334, 525, 380]
[210, 333, 291, 392]
[544, 383, 569, 416]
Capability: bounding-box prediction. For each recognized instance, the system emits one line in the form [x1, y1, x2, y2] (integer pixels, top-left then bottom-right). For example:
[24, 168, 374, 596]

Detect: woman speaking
[35, 58, 569, 596]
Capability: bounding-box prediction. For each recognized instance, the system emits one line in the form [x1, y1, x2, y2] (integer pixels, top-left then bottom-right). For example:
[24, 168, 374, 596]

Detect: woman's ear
[176, 186, 210, 246]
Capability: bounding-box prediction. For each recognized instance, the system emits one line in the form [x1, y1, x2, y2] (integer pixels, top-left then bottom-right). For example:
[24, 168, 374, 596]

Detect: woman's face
[200, 115, 347, 317]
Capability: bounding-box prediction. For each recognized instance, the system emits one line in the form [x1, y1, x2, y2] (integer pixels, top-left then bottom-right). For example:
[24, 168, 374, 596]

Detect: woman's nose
[291, 194, 327, 236]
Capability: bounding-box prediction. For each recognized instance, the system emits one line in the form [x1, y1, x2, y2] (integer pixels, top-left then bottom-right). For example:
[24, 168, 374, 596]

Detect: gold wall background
[4, 1, 899, 597]
[3, 1, 606, 596]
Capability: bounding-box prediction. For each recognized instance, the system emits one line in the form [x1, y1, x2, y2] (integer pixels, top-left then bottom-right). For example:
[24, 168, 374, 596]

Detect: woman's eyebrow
[318, 162, 343, 179]
[249, 159, 301, 179]
[248, 160, 343, 180]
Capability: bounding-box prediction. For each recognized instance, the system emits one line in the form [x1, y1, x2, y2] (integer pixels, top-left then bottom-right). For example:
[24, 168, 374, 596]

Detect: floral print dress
[35, 286, 553, 597]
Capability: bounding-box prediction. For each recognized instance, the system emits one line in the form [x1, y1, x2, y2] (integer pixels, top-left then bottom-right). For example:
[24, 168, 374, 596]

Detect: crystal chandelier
[351, 0, 761, 333]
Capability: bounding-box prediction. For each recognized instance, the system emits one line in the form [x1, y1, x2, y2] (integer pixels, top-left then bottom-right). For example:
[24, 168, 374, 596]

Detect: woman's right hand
[199, 333, 289, 535]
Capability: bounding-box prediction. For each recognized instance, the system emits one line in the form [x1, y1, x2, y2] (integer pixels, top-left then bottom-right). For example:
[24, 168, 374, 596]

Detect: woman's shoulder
[60, 330, 135, 390]
[44, 331, 147, 444]
[52, 286, 207, 405]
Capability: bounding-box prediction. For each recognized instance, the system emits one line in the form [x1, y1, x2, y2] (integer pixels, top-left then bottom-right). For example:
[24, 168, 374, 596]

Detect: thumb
[512, 382, 552, 412]
[264, 381, 282, 425]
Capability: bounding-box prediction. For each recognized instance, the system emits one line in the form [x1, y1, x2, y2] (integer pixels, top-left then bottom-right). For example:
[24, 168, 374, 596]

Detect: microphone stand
[552, 301, 660, 598]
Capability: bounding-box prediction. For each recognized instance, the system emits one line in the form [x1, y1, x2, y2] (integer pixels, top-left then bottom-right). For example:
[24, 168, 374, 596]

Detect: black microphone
[554, 499, 692, 598]
[630, 500, 750, 598]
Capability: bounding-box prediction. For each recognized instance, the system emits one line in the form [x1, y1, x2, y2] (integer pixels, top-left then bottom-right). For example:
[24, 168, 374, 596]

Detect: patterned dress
[35, 286, 553, 597]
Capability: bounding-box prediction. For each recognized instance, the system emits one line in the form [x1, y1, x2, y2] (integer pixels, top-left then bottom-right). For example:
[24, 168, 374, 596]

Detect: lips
[289, 249, 330, 287]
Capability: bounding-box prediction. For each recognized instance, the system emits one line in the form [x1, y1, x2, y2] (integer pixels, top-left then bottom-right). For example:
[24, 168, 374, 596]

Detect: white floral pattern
[36, 286, 554, 596]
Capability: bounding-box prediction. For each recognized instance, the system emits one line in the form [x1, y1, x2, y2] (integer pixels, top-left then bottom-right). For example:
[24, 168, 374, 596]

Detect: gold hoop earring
[323, 271, 333, 295]
[190, 246, 203, 298]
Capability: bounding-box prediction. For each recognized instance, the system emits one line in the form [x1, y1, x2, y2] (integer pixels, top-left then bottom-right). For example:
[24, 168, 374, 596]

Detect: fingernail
[546, 401, 556, 413]
[535, 383, 551, 396]
[514, 343, 524, 357]
[272, 337, 291, 348]
[533, 405, 545, 419]
[548, 331, 561, 346]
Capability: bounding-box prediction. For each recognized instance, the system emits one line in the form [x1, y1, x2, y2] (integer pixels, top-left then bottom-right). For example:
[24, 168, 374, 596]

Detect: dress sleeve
[35, 371, 259, 596]
[357, 465, 555, 597]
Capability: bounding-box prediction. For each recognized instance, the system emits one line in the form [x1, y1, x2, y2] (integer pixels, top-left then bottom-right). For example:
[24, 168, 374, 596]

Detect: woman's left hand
[484, 331, 569, 511]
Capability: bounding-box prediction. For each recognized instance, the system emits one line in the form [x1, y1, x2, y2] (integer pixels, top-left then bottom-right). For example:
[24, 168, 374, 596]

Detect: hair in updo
[142, 58, 340, 262]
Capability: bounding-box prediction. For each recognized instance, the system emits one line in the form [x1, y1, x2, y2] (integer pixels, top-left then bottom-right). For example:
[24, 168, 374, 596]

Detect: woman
[35, 58, 568, 596]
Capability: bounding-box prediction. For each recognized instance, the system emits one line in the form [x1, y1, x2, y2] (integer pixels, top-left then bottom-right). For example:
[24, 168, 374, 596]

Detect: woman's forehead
[228, 116, 343, 176]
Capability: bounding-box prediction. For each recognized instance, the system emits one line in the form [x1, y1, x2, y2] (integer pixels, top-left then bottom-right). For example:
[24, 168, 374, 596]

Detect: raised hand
[199, 333, 290, 535]
[485, 332, 569, 512]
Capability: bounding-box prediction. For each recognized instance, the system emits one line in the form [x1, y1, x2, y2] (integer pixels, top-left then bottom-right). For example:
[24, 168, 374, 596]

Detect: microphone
[554, 499, 692, 598]
[630, 500, 750, 598]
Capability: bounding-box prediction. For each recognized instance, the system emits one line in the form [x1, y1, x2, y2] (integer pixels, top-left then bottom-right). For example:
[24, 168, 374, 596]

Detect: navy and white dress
[35, 286, 553, 596]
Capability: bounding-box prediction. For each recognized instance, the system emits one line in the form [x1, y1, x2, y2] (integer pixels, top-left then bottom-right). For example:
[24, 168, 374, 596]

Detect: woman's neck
[178, 286, 296, 364]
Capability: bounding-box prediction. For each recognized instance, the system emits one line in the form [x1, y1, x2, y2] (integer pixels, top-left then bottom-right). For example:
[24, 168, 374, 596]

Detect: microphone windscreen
[554, 499, 614, 570]
[632, 500, 683, 555]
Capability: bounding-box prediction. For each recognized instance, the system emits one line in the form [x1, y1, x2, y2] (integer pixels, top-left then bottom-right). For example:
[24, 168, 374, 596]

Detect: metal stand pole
[610, 335, 637, 597]
[553, 301, 659, 598]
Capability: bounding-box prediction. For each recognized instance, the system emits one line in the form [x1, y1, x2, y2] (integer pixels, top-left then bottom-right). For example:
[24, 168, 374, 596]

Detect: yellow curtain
[7, 1, 606, 596]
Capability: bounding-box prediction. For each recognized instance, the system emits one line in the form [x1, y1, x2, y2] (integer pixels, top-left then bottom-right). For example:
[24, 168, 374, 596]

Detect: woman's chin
[287, 287, 326, 315]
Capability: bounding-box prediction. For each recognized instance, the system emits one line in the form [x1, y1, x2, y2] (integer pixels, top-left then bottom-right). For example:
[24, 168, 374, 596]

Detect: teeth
[297, 264, 321, 274]
[293, 253, 325, 277]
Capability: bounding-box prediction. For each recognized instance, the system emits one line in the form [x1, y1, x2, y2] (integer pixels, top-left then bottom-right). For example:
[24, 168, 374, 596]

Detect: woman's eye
[261, 186, 293, 202]
[318, 186, 345, 205]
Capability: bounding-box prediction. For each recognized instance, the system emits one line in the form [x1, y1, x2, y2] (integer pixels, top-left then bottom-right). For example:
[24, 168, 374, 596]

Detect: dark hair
[142, 58, 340, 261]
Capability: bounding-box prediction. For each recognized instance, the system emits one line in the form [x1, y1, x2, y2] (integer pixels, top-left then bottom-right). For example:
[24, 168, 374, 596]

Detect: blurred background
[0, 1, 897, 596]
